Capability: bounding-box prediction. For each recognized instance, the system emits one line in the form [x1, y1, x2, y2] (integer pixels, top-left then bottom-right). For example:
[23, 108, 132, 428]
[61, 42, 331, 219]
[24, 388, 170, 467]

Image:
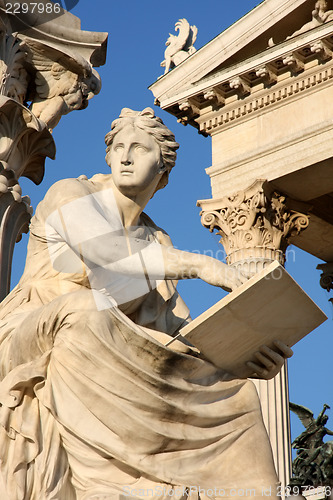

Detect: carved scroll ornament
[198, 180, 310, 275]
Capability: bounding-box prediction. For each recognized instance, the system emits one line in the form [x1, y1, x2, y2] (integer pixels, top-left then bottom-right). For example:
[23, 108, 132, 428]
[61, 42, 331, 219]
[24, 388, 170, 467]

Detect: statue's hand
[198, 259, 248, 292]
[246, 340, 293, 379]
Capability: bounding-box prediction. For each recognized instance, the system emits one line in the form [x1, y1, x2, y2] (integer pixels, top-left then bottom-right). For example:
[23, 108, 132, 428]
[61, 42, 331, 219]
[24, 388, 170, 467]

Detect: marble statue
[160, 19, 197, 74]
[0, 107, 293, 500]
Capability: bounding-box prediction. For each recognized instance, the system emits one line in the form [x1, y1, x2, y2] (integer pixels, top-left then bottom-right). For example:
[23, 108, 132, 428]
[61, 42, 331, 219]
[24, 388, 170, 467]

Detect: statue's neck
[108, 178, 147, 228]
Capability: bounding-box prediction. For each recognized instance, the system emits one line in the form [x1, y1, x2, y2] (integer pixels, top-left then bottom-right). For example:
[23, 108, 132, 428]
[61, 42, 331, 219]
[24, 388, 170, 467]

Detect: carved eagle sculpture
[161, 19, 198, 74]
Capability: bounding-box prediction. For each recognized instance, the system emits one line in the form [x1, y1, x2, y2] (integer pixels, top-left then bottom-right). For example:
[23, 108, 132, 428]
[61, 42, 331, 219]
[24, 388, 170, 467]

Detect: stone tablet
[178, 261, 327, 378]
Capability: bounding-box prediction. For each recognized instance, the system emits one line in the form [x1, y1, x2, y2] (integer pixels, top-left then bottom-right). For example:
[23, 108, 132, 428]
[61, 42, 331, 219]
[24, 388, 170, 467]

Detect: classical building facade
[150, 0, 333, 493]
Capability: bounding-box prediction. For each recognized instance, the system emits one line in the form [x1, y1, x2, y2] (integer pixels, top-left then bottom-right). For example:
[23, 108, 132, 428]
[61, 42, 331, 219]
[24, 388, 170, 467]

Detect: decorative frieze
[152, 19, 333, 134]
[198, 180, 310, 276]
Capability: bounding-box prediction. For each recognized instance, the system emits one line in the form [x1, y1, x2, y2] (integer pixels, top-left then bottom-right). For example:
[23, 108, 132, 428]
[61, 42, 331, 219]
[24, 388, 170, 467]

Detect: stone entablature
[152, 21, 333, 133]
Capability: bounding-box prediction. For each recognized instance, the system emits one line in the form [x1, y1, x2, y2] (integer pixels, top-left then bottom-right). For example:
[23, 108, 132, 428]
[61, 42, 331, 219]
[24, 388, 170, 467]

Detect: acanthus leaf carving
[198, 180, 310, 276]
[0, 19, 28, 105]
[0, 95, 55, 183]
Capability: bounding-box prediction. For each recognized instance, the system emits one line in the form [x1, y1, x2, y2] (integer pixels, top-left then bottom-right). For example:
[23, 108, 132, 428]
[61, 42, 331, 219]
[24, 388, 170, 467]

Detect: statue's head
[105, 107, 179, 194]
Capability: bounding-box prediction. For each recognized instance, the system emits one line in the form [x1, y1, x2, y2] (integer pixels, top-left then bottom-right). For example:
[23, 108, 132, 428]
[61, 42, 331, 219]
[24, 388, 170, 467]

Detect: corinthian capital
[198, 180, 310, 276]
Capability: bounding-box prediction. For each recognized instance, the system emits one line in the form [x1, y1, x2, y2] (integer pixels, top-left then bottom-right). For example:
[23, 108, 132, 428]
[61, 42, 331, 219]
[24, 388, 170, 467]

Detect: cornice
[199, 61, 333, 135]
[150, 0, 309, 102]
[152, 22, 333, 134]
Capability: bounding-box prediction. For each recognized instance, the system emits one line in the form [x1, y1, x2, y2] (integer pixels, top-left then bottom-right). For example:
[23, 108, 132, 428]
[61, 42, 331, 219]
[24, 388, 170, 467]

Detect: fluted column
[198, 179, 310, 495]
[252, 367, 292, 494]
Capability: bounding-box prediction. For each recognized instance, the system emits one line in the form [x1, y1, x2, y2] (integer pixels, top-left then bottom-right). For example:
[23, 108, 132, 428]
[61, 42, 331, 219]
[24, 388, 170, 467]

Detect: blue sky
[12, 0, 333, 445]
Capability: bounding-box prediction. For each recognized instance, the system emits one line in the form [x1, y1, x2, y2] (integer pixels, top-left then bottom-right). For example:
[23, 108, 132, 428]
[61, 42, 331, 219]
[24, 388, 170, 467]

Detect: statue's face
[110, 125, 163, 196]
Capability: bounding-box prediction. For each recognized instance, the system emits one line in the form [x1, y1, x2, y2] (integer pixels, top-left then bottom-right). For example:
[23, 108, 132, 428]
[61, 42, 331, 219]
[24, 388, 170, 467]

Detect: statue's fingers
[258, 345, 284, 365]
[246, 361, 269, 378]
[253, 350, 276, 370]
[272, 340, 293, 358]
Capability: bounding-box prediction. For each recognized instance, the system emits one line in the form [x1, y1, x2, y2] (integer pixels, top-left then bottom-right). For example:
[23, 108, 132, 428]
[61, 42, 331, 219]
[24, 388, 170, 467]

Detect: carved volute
[198, 180, 310, 277]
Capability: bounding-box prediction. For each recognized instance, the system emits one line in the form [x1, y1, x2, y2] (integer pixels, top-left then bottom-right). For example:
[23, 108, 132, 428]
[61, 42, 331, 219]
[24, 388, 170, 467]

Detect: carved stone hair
[105, 107, 179, 192]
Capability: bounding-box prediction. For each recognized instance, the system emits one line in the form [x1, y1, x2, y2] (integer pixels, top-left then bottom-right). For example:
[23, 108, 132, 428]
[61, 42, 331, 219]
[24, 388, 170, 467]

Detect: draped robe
[0, 175, 279, 500]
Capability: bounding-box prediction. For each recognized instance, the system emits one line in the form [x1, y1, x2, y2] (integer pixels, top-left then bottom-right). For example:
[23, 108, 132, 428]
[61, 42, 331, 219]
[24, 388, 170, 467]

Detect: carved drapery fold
[198, 180, 310, 276]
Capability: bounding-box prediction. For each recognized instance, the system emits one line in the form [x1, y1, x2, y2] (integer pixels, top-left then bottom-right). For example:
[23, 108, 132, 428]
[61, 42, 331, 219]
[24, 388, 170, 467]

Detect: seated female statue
[0, 107, 292, 500]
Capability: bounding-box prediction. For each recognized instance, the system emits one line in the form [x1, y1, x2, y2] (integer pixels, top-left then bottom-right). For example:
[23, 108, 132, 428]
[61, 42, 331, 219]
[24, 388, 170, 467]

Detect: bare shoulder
[43, 177, 93, 208]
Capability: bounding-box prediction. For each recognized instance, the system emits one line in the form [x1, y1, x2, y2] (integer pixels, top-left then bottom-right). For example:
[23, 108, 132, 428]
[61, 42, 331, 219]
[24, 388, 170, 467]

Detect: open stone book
[173, 261, 327, 378]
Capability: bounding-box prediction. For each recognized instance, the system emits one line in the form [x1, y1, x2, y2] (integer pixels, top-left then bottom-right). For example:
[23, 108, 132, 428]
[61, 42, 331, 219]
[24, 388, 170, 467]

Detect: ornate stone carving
[24, 39, 102, 130]
[0, 6, 107, 300]
[282, 54, 304, 73]
[0, 95, 55, 181]
[229, 76, 250, 96]
[255, 65, 277, 86]
[0, 164, 32, 300]
[317, 262, 333, 291]
[288, 0, 333, 40]
[0, 5, 107, 131]
[199, 64, 333, 133]
[160, 19, 197, 74]
[198, 180, 310, 276]
[310, 40, 332, 61]
[0, 19, 27, 104]
[203, 87, 225, 106]
[269, 0, 333, 47]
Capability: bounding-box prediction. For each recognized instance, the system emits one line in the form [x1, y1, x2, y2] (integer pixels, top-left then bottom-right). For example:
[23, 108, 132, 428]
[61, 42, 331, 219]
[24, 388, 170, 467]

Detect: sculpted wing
[23, 39, 100, 129]
[184, 24, 198, 52]
[290, 402, 314, 428]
